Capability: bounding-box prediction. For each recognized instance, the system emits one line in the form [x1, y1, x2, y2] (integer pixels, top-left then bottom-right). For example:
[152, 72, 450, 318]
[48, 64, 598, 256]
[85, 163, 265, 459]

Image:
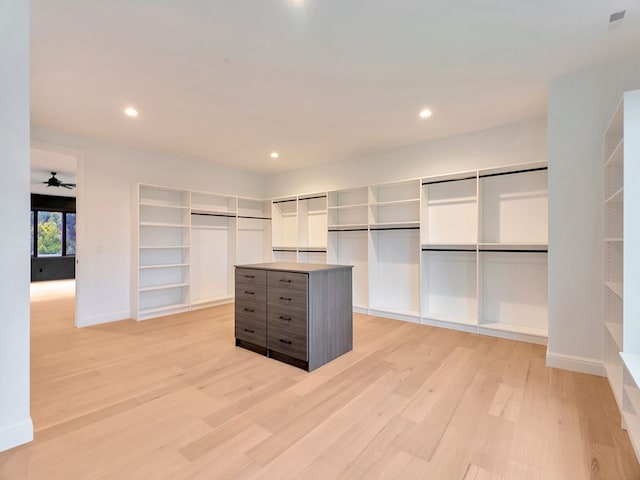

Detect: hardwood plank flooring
[0, 280, 638, 479]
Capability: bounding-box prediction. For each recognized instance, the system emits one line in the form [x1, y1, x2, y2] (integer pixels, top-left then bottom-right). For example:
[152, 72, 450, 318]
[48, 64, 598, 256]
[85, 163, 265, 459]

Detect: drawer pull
[243, 308, 255, 313]
[279, 339, 292, 345]
[279, 315, 291, 321]
[244, 275, 255, 279]
[279, 297, 292, 301]
[244, 328, 255, 333]
[279, 279, 292, 283]
[244, 291, 254, 295]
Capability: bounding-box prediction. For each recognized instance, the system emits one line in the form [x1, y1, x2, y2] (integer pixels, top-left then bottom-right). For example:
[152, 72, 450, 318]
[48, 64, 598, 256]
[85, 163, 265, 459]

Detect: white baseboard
[0, 418, 33, 452]
[76, 310, 130, 328]
[546, 352, 605, 376]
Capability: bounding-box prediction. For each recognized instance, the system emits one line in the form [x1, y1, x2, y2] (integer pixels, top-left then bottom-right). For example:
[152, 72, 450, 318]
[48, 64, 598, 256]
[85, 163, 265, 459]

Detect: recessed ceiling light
[419, 109, 432, 119]
[124, 106, 139, 117]
[270, 152, 280, 159]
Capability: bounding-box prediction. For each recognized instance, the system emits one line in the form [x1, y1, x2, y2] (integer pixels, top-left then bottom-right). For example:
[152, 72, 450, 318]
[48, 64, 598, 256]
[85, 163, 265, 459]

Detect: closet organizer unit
[135, 185, 191, 320]
[271, 194, 328, 264]
[477, 165, 548, 343]
[368, 180, 421, 321]
[190, 192, 237, 308]
[604, 89, 640, 462]
[421, 172, 478, 332]
[133, 184, 272, 320]
[328, 187, 370, 313]
[271, 196, 298, 263]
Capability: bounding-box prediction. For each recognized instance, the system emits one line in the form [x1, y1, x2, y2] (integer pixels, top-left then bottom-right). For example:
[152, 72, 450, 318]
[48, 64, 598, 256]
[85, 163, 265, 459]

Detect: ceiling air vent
[609, 10, 626, 24]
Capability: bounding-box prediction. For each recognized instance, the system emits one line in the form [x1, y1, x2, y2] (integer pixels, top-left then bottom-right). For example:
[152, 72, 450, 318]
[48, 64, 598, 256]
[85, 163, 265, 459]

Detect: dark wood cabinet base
[235, 262, 353, 372]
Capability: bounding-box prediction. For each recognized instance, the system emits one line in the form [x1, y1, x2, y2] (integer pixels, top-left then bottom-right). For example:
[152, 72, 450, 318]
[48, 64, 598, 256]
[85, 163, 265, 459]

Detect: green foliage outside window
[37, 211, 62, 256]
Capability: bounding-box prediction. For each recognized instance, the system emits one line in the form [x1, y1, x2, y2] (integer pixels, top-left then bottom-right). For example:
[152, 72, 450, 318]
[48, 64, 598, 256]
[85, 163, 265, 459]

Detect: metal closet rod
[370, 227, 420, 231]
[299, 195, 327, 201]
[478, 166, 547, 179]
[479, 249, 548, 253]
[329, 228, 369, 232]
[422, 248, 476, 252]
[238, 215, 271, 220]
[191, 212, 235, 218]
[298, 249, 327, 253]
[273, 199, 297, 204]
[422, 175, 477, 186]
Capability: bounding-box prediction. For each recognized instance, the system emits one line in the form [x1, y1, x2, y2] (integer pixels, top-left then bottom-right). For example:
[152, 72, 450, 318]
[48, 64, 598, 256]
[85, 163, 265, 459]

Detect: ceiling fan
[33, 172, 76, 189]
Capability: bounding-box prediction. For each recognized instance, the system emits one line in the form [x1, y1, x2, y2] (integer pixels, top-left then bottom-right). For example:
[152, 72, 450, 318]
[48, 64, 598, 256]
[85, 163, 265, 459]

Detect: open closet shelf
[140, 222, 189, 228]
[139, 202, 189, 210]
[139, 263, 189, 270]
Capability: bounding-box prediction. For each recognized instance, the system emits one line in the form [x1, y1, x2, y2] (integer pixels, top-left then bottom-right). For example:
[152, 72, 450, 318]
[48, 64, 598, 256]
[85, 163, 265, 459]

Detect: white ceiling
[31, 0, 640, 174]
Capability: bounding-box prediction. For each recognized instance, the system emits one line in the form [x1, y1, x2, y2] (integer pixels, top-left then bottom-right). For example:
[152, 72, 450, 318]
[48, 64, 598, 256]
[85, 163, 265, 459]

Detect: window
[65, 212, 76, 255]
[37, 211, 63, 256]
[31, 210, 76, 257]
[30, 211, 34, 256]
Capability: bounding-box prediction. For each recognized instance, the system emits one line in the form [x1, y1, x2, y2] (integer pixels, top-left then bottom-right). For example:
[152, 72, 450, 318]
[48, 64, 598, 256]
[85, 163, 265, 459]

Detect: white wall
[265, 118, 547, 197]
[31, 128, 266, 327]
[547, 55, 640, 375]
[0, 0, 33, 452]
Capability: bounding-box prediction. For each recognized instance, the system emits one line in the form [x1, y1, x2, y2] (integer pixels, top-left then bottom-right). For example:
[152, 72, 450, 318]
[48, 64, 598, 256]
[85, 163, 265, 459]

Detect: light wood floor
[1, 281, 639, 479]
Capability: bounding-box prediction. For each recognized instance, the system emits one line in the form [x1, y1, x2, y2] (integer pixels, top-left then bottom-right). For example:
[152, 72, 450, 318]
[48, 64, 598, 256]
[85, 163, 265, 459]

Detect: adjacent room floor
[0, 281, 638, 479]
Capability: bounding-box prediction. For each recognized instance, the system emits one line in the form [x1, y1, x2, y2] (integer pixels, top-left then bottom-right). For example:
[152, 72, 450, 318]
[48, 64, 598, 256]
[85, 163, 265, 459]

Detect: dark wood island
[234, 262, 353, 371]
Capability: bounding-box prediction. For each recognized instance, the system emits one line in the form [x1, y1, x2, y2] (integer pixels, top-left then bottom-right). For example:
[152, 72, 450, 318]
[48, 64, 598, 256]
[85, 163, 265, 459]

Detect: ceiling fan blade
[61, 184, 73, 189]
[62, 183, 77, 187]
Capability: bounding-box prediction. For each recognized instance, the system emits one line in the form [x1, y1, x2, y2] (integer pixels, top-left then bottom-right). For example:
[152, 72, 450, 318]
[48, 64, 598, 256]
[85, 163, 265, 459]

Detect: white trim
[0, 418, 33, 452]
[367, 309, 420, 324]
[76, 310, 130, 328]
[478, 326, 547, 346]
[546, 352, 605, 376]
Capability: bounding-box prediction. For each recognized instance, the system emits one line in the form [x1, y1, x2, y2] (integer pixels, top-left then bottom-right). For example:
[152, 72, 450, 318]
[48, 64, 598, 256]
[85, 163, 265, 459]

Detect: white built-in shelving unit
[133, 185, 271, 320]
[271, 193, 328, 263]
[368, 180, 421, 321]
[136, 186, 191, 320]
[604, 89, 640, 462]
[327, 187, 369, 312]
[322, 164, 547, 343]
[189, 192, 237, 308]
[477, 165, 548, 342]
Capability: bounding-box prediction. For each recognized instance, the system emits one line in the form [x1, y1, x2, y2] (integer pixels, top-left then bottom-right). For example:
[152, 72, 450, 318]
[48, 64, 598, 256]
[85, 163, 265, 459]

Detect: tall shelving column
[612, 89, 640, 461]
[477, 165, 548, 344]
[297, 193, 328, 264]
[368, 179, 421, 322]
[327, 187, 370, 313]
[420, 171, 478, 333]
[136, 185, 191, 320]
[189, 192, 237, 309]
[272, 196, 298, 262]
[604, 96, 625, 414]
[237, 197, 272, 265]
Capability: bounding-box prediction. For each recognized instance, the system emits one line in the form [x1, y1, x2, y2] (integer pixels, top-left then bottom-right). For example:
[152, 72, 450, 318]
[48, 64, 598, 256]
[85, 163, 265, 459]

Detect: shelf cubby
[478, 251, 548, 343]
[298, 194, 327, 250]
[191, 192, 236, 215]
[272, 197, 298, 249]
[328, 230, 369, 311]
[139, 186, 189, 208]
[328, 186, 369, 208]
[368, 228, 420, 322]
[420, 250, 477, 332]
[479, 167, 548, 245]
[190, 216, 236, 307]
[421, 175, 477, 246]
